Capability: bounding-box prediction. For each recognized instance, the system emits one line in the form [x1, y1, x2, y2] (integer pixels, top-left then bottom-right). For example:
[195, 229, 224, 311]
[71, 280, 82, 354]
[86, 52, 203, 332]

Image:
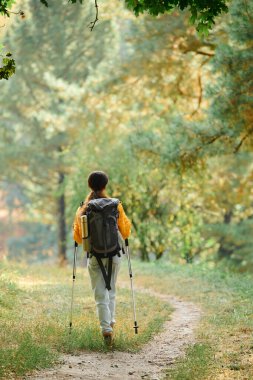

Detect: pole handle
[75, 241, 78, 248]
[125, 239, 129, 247]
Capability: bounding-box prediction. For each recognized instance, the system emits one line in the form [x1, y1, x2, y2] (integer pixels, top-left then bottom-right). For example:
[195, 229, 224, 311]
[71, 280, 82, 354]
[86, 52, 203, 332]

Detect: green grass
[0, 260, 172, 378]
[122, 260, 253, 380]
[1, 259, 252, 379]
[0, 333, 56, 378]
[166, 343, 213, 380]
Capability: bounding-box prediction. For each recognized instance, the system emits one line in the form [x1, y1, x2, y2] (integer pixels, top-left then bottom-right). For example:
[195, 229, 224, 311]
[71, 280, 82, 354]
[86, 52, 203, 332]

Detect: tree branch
[205, 135, 223, 145]
[88, 0, 99, 31]
[195, 50, 215, 57]
[183, 48, 215, 57]
[234, 129, 253, 153]
[191, 57, 211, 116]
[6, 9, 25, 18]
[191, 71, 203, 116]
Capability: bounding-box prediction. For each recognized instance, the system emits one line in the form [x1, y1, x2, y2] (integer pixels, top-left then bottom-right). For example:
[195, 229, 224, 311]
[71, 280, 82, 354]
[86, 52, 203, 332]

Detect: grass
[166, 343, 213, 380]
[0, 333, 55, 377]
[0, 260, 172, 378]
[120, 260, 253, 380]
[1, 258, 253, 379]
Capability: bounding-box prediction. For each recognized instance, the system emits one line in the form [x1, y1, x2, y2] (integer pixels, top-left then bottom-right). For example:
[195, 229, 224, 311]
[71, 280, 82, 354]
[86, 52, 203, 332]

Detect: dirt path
[27, 289, 201, 380]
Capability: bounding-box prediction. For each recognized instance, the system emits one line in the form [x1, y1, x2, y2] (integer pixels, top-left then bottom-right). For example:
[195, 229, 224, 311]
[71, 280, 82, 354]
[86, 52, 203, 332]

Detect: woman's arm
[117, 202, 131, 239]
[73, 207, 82, 245]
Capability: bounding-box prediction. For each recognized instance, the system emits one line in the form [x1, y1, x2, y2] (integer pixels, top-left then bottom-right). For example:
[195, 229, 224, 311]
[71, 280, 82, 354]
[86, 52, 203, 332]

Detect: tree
[66, 7, 218, 262]
[173, 0, 253, 161]
[201, 154, 253, 271]
[93, 0, 253, 267]
[125, 0, 228, 34]
[0, 0, 115, 263]
[0, 0, 229, 79]
[0, 0, 229, 32]
[205, 0, 253, 154]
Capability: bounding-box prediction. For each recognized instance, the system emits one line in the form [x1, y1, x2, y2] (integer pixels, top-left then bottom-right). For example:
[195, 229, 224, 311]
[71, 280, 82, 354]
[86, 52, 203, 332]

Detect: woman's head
[80, 171, 109, 215]
[88, 171, 109, 192]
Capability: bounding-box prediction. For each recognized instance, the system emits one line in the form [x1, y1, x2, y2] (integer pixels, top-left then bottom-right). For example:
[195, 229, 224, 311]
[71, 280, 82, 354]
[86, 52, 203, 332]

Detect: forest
[1, 0, 252, 271]
[0, 0, 253, 379]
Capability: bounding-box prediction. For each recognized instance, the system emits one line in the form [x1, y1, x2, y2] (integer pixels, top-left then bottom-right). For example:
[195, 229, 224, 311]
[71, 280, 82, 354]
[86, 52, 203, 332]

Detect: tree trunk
[217, 210, 233, 259]
[141, 247, 150, 261]
[57, 172, 67, 266]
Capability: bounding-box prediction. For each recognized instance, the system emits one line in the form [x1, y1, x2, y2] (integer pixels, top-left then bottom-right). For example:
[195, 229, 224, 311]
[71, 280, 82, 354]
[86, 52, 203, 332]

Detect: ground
[27, 288, 201, 380]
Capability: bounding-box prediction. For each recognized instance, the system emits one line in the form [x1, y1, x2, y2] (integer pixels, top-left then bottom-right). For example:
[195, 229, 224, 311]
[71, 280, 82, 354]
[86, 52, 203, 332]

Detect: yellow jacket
[73, 202, 131, 245]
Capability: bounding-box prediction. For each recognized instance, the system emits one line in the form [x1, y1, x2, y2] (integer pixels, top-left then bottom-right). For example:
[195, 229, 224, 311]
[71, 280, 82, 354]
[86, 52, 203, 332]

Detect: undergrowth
[125, 261, 253, 380]
[0, 260, 171, 378]
[1, 259, 252, 379]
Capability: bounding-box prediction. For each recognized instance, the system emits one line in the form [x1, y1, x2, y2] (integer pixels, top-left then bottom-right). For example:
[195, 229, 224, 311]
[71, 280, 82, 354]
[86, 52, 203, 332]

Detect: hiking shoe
[103, 331, 113, 348]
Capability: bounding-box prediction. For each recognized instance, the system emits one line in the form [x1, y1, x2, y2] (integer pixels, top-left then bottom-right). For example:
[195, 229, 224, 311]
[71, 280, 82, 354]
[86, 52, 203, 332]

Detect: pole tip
[133, 322, 139, 334]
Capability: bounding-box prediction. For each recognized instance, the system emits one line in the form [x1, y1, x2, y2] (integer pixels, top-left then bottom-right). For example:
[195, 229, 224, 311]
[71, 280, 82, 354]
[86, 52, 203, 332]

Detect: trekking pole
[69, 241, 78, 334]
[125, 239, 139, 334]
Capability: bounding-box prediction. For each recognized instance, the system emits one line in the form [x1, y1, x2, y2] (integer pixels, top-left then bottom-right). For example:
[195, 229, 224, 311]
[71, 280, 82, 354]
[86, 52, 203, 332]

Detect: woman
[73, 171, 131, 346]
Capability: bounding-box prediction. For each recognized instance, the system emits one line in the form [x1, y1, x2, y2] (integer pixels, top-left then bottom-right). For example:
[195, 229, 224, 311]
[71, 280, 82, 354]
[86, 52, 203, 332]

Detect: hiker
[73, 171, 131, 345]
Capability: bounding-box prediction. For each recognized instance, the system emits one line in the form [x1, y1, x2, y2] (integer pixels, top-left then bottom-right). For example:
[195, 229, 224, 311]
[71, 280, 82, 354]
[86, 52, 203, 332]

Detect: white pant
[88, 255, 121, 333]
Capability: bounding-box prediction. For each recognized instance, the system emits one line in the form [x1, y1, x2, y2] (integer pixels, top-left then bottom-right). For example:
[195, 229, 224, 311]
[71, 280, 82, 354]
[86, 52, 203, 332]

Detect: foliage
[0, 0, 229, 79]
[65, 11, 216, 261]
[125, 0, 229, 34]
[103, 0, 253, 269]
[7, 222, 57, 262]
[0, 0, 229, 30]
[201, 154, 253, 271]
[0, 0, 116, 261]
[0, 50, 15, 79]
[0, 0, 252, 272]
[68, 132, 172, 261]
[0, 0, 15, 16]
[204, 0, 253, 154]
[0, 0, 83, 15]
[190, 0, 253, 270]
[184, 0, 253, 159]
[123, 0, 252, 164]
[0, 0, 84, 80]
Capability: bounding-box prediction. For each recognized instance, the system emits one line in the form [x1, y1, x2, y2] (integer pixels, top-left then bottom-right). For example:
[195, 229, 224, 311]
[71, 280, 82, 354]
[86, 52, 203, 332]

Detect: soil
[26, 288, 201, 380]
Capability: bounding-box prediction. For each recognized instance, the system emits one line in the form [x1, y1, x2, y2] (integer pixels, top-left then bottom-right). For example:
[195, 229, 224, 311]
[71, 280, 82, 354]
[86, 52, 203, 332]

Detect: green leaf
[0, 53, 16, 80]
[40, 0, 49, 7]
[189, 7, 197, 25]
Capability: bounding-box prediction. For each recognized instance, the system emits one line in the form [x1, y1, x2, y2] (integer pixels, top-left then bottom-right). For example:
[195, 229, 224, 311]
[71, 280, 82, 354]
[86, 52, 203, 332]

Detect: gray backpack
[86, 198, 120, 290]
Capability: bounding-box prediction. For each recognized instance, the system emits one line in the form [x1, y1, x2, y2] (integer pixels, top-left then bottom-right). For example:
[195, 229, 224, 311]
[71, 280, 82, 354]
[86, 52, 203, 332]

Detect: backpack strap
[107, 256, 113, 289]
[95, 255, 113, 291]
